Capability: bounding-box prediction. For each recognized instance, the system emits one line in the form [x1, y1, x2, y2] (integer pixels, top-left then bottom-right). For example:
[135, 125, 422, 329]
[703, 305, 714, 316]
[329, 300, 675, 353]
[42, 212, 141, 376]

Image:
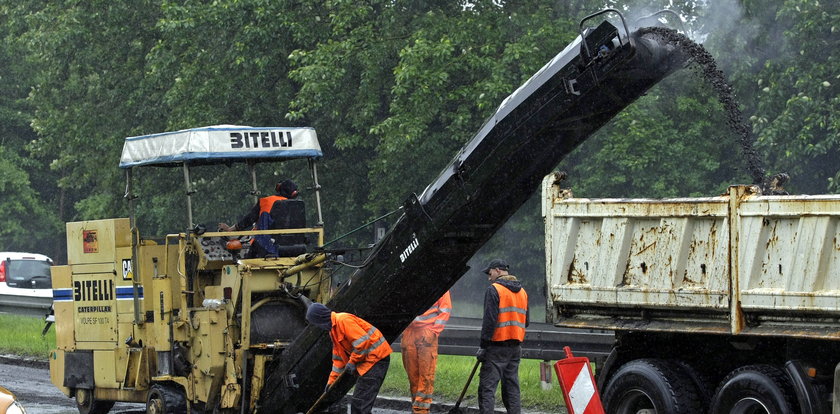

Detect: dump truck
[543, 173, 840, 413]
[49, 9, 690, 413]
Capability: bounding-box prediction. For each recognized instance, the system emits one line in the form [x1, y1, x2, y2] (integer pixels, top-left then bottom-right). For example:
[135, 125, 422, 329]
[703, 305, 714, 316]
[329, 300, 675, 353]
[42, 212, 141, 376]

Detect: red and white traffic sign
[554, 346, 604, 414]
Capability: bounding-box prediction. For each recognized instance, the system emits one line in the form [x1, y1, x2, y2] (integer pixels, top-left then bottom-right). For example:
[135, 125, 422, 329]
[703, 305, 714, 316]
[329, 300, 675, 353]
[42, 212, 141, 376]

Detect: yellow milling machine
[49, 126, 333, 413]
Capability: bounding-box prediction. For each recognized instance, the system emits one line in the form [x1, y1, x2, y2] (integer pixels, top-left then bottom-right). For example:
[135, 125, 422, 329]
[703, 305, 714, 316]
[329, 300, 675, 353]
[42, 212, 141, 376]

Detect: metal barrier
[393, 316, 614, 362]
[1, 297, 615, 363]
[0, 294, 52, 318]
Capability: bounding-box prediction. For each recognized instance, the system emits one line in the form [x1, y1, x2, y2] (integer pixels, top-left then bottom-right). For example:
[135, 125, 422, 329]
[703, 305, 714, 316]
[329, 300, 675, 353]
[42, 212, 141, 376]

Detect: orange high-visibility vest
[328, 312, 392, 384]
[490, 284, 528, 342]
[407, 291, 451, 335]
[257, 195, 288, 228]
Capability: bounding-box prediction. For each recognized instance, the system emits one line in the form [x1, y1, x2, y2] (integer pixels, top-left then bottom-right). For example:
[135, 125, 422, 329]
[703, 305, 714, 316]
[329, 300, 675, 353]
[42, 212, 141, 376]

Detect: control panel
[199, 236, 250, 262]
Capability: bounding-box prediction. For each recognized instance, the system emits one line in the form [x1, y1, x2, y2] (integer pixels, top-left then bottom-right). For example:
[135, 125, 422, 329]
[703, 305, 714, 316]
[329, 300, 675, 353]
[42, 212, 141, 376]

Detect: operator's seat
[270, 199, 307, 256]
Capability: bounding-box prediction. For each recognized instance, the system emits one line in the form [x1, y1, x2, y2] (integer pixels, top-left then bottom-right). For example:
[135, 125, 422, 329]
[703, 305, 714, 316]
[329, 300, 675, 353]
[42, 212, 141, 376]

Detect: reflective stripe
[332, 353, 343, 361]
[496, 320, 527, 329]
[434, 319, 447, 325]
[414, 312, 439, 321]
[332, 365, 343, 373]
[415, 391, 433, 399]
[354, 337, 385, 355]
[413, 402, 432, 409]
[352, 327, 377, 347]
[414, 306, 451, 321]
[499, 306, 527, 315]
[414, 305, 452, 321]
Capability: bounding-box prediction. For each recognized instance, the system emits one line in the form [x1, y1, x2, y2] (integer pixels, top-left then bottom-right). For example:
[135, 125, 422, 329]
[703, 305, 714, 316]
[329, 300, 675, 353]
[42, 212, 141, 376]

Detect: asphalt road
[0, 360, 412, 414]
[0, 355, 557, 413]
[0, 360, 145, 413]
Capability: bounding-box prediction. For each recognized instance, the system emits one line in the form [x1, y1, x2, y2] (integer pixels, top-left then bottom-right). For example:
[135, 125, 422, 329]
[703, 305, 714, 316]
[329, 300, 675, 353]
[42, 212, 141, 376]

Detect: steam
[602, 0, 746, 45]
[686, 0, 744, 44]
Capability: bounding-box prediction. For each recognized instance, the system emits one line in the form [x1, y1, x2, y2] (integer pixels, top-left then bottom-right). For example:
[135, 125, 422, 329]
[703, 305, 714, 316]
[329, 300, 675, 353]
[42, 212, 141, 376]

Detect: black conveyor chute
[259, 18, 687, 412]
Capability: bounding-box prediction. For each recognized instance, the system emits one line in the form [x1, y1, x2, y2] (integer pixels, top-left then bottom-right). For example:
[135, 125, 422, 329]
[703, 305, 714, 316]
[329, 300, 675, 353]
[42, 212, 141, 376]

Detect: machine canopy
[119, 125, 322, 168]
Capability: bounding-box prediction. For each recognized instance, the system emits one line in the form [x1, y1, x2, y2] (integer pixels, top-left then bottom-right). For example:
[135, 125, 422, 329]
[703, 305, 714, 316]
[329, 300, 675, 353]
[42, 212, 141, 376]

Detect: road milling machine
[50, 9, 691, 414]
[50, 125, 332, 413]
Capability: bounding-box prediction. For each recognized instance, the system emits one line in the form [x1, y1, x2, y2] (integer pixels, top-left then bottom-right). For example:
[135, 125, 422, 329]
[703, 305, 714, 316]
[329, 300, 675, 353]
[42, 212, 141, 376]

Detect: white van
[0, 252, 54, 299]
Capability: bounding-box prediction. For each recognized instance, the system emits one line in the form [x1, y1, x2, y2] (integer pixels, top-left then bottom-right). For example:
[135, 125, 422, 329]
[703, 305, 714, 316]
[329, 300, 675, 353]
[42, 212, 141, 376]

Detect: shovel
[448, 359, 481, 414]
[304, 371, 347, 414]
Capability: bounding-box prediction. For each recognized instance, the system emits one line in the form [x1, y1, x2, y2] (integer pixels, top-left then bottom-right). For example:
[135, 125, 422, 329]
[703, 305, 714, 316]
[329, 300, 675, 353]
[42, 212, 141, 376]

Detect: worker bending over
[402, 291, 452, 413]
[306, 303, 392, 414]
[476, 259, 529, 414]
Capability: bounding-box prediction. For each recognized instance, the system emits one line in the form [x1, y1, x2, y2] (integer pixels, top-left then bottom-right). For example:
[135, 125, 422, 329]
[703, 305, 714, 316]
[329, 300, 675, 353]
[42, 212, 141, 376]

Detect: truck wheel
[146, 383, 187, 414]
[674, 360, 714, 404]
[710, 364, 796, 414]
[601, 359, 704, 414]
[74, 388, 115, 414]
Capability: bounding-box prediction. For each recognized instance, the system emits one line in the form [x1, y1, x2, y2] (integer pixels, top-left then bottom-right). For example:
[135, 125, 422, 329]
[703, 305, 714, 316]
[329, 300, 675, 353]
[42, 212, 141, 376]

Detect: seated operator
[219, 179, 305, 257]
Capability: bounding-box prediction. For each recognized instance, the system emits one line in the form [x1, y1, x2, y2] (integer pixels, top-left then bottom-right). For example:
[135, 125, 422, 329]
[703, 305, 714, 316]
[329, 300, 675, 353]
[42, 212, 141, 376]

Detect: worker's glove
[476, 348, 486, 363]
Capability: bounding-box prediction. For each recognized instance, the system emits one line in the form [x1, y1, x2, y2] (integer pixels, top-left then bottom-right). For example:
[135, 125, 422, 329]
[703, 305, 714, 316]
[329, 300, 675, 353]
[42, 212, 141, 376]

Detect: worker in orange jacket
[476, 259, 528, 414]
[306, 303, 392, 414]
[219, 179, 301, 257]
[401, 291, 452, 413]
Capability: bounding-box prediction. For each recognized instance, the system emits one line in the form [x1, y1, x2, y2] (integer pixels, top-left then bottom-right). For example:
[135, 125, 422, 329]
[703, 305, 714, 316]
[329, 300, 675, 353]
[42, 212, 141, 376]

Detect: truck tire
[75, 388, 115, 414]
[146, 383, 187, 414]
[601, 359, 704, 414]
[674, 360, 714, 403]
[710, 364, 796, 414]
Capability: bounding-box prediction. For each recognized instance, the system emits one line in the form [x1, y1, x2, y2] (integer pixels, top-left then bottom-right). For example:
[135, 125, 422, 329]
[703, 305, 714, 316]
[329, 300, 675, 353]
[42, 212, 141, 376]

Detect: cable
[322, 207, 402, 248]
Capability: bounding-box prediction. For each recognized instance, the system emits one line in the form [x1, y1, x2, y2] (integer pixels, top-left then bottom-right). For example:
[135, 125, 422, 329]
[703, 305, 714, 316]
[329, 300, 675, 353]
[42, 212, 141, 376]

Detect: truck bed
[543, 174, 840, 339]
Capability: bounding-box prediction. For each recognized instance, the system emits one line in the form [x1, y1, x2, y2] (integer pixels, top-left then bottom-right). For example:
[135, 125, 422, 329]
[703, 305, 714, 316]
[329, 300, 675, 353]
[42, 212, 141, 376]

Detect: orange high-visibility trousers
[401, 326, 440, 414]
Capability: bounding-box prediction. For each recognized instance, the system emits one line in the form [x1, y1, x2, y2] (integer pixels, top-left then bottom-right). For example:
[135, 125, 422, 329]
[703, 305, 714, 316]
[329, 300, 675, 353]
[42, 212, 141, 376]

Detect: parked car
[0, 252, 53, 299]
[0, 385, 26, 414]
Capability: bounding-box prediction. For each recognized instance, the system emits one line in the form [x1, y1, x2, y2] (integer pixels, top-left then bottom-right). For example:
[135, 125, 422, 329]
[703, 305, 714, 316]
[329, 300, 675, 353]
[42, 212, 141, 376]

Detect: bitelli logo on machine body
[53, 275, 144, 324]
[400, 234, 420, 263]
[74, 279, 114, 313]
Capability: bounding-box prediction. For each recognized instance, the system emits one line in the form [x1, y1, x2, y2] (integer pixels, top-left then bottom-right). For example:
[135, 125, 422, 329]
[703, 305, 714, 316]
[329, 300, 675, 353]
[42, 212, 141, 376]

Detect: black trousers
[351, 355, 390, 414]
[478, 345, 521, 414]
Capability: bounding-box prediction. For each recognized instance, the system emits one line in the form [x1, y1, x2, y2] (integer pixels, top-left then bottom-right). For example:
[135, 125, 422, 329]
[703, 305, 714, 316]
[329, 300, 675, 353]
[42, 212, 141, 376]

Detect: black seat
[269, 199, 307, 255]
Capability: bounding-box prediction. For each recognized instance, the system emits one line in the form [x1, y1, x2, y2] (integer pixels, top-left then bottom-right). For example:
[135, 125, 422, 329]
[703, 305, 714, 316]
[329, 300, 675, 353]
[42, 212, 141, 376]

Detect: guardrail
[0, 294, 52, 318]
[393, 316, 614, 362]
[1, 297, 615, 362]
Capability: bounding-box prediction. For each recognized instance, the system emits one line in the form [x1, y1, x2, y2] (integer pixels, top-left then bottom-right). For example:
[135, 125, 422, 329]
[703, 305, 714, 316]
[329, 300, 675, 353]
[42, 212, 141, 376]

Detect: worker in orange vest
[219, 179, 302, 257]
[401, 291, 452, 413]
[476, 259, 528, 414]
[306, 303, 392, 414]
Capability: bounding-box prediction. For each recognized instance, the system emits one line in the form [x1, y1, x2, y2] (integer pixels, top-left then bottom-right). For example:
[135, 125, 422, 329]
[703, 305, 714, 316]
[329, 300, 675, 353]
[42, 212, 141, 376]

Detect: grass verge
[381, 352, 565, 411]
[0, 314, 55, 358]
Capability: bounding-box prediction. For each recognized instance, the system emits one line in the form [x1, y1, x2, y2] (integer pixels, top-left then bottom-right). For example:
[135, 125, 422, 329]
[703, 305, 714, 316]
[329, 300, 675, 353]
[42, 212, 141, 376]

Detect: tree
[0, 1, 63, 258]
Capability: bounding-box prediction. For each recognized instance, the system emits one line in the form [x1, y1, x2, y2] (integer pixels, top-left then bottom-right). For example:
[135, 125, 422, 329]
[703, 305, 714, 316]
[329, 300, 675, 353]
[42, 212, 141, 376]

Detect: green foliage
[749, 1, 839, 193]
[0, 148, 62, 253]
[0, 2, 836, 410]
[0, 0, 835, 272]
[565, 71, 749, 199]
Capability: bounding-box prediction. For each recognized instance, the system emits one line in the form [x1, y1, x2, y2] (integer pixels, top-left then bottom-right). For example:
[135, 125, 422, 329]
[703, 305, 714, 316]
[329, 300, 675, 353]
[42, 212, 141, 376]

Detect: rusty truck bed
[543, 175, 840, 339]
